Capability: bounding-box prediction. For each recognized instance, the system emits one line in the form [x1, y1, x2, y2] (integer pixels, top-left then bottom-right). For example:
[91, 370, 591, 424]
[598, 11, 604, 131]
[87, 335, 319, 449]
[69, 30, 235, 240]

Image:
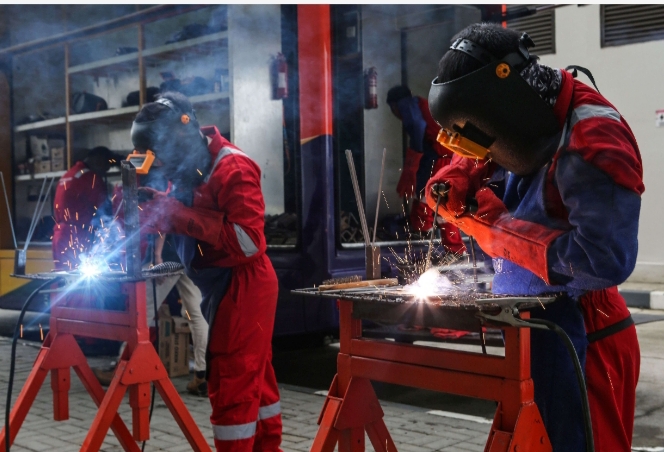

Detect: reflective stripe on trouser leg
[213, 421, 257, 441]
[258, 401, 281, 420]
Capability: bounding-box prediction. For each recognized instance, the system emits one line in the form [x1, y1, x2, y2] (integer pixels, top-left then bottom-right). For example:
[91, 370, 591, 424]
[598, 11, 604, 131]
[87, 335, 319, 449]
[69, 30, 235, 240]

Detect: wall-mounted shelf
[66, 30, 228, 79]
[143, 31, 228, 65]
[15, 170, 67, 182]
[14, 117, 67, 133]
[68, 106, 140, 126]
[68, 53, 139, 77]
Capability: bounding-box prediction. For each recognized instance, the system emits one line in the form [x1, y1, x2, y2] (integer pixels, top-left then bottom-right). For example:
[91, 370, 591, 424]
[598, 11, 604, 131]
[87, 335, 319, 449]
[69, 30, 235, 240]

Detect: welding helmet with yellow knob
[428, 33, 561, 176]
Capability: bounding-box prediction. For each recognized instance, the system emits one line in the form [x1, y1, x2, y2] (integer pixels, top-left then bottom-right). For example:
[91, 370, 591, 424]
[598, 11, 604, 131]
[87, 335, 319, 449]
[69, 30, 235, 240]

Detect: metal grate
[506, 4, 556, 55]
[601, 4, 664, 47]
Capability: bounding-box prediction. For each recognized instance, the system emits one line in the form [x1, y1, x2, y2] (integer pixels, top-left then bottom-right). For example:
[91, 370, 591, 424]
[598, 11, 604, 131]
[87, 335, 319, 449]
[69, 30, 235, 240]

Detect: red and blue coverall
[169, 126, 282, 452]
[427, 69, 643, 451]
[396, 96, 465, 253]
[52, 161, 108, 270]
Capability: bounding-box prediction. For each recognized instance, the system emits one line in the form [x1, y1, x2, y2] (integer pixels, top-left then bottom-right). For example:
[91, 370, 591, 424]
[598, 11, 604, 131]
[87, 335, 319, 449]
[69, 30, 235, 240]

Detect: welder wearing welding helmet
[52, 146, 118, 270]
[386, 85, 465, 254]
[132, 92, 282, 452]
[425, 23, 644, 452]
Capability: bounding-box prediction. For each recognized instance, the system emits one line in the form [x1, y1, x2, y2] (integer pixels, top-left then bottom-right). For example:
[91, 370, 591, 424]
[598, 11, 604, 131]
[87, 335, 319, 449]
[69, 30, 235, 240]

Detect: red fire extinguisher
[364, 67, 378, 109]
[271, 53, 288, 100]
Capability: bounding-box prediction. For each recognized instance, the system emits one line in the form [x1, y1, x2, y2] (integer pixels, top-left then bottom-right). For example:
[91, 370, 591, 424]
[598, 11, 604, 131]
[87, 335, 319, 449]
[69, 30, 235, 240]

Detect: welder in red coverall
[52, 147, 116, 270]
[426, 24, 642, 451]
[386, 85, 465, 255]
[132, 92, 281, 452]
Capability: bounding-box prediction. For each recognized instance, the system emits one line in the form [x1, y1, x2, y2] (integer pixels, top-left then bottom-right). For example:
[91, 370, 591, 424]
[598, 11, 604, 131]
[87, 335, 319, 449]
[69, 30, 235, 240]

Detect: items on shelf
[115, 46, 138, 56]
[125, 87, 160, 106]
[160, 72, 214, 97]
[16, 134, 67, 176]
[71, 92, 108, 114]
[165, 23, 216, 44]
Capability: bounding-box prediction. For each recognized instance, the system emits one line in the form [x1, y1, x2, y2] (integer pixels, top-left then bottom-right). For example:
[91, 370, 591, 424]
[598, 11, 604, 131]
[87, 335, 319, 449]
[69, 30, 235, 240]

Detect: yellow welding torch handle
[126, 150, 155, 175]
[436, 129, 490, 159]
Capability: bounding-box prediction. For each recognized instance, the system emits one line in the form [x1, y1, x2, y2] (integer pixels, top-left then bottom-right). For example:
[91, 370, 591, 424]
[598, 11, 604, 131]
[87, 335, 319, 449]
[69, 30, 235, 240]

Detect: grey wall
[361, 5, 480, 232]
[228, 4, 284, 215]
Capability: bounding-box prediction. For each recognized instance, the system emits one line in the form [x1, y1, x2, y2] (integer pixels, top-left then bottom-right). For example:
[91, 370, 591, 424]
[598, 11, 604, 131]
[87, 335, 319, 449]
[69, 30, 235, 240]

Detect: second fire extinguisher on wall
[364, 67, 378, 109]
[271, 52, 288, 100]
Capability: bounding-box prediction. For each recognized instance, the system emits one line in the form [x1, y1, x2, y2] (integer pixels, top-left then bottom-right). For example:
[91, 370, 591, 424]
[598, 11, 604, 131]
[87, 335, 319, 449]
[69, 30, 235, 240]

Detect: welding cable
[5, 277, 61, 452]
[524, 318, 595, 452]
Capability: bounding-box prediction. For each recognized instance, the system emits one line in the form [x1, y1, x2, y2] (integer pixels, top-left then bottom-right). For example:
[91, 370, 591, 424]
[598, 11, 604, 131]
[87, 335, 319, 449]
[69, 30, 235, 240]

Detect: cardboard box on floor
[158, 304, 191, 378]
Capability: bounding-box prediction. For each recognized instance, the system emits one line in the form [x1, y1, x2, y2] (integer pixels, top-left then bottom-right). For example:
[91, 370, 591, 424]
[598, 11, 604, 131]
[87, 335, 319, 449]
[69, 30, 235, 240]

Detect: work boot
[187, 371, 208, 397]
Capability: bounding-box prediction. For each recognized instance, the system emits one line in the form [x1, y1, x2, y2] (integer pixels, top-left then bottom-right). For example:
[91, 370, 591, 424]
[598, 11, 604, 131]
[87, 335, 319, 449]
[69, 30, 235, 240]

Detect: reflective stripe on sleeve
[234, 224, 259, 257]
[571, 104, 621, 128]
[258, 401, 281, 420]
[212, 421, 257, 441]
[558, 104, 621, 151]
[74, 168, 90, 178]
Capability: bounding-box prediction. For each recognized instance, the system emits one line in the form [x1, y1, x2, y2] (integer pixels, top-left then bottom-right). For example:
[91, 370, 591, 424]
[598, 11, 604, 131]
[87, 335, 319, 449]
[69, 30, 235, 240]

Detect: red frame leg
[309, 299, 551, 452]
[2, 278, 212, 452]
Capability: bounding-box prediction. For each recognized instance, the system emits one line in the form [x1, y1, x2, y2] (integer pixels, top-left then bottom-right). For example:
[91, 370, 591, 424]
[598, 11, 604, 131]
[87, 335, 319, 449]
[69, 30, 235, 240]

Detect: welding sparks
[185, 310, 191, 320]
[39, 324, 44, 341]
[20, 324, 23, 338]
[198, 244, 204, 256]
[197, 169, 203, 176]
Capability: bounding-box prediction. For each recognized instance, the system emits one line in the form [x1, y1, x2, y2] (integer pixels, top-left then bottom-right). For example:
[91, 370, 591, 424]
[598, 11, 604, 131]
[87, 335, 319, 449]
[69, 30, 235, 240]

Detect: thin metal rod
[345, 149, 371, 246]
[25, 177, 55, 250]
[0, 172, 18, 248]
[468, 235, 478, 283]
[372, 148, 386, 244]
[425, 193, 442, 271]
[24, 178, 48, 250]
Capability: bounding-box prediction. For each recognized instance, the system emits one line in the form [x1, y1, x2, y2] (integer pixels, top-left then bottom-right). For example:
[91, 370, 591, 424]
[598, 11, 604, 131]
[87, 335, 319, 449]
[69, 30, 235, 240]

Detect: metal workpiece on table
[11, 263, 185, 283]
[293, 286, 555, 332]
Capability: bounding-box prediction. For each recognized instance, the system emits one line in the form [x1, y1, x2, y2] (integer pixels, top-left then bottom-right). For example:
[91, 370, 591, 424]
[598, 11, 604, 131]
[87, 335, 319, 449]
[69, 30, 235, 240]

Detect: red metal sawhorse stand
[0, 278, 211, 452]
[310, 299, 552, 452]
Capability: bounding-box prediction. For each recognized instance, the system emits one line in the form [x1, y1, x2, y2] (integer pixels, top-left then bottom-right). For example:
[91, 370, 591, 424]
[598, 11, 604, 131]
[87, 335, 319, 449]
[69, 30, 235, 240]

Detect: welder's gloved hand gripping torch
[138, 187, 223, 246]
[425, 155, 564, 284]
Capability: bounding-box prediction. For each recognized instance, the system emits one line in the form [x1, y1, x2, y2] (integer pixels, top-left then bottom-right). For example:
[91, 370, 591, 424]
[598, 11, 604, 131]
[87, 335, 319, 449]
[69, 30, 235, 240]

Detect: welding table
[294, 287, 555, 452]
[0, 270, 211, 452]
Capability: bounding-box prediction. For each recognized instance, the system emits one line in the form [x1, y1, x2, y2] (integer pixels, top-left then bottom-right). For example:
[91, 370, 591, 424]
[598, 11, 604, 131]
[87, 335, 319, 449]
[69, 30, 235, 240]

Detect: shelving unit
[68, 106, 140, 125]
[14, 117, 67, 134]
[14, 170, 67, 182]
[6, 6, 231, 246]
[68, 53, 139, 78]
[143, 30, 228, 65]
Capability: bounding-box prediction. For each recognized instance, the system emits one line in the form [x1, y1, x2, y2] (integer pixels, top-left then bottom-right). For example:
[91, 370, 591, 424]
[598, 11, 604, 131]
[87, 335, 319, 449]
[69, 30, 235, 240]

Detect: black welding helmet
[131, 98, 201, 155]
[428, 33, 561, 175]
[131, 97, 210, 191]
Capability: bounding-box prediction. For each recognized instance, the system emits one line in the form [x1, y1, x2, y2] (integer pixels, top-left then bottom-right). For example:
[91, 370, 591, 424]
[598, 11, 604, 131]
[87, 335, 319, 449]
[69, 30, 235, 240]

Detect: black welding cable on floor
[525, 318, 595, 452]
[5, 277, 61, 452]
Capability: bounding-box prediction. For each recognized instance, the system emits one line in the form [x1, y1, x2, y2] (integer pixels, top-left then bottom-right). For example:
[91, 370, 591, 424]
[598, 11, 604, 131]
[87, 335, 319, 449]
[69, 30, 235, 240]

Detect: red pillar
[297, 5, 333, 142]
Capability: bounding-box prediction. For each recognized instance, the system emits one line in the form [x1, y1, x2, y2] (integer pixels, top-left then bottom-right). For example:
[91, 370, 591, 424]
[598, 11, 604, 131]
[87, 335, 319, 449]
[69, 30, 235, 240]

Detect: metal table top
[293, 286, 556, 331]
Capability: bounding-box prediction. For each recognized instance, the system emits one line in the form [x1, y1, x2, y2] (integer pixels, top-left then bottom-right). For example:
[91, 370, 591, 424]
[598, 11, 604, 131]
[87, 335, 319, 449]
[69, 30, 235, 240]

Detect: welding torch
[430, 183, 481, 284]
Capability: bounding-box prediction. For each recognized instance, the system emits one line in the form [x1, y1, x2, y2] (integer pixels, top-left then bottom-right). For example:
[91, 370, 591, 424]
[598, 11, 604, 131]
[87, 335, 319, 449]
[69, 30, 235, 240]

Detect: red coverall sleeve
[209, 154, 267, 265]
